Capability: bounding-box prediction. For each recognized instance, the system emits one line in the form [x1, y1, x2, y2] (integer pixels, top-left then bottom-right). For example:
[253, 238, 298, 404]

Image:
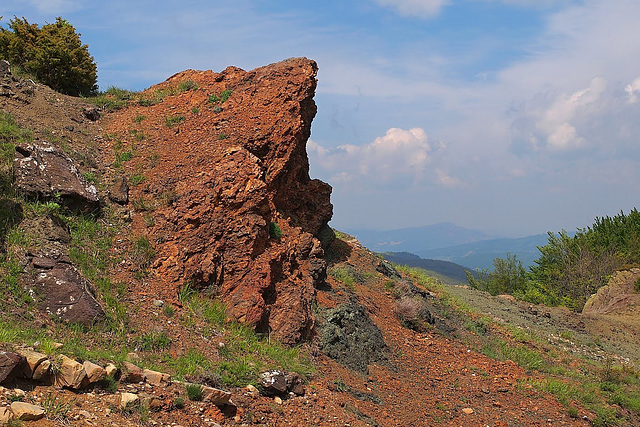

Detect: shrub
[394, 296, 424, 324]
[185, 383, 203, 401]
[0, 17, 97, 96]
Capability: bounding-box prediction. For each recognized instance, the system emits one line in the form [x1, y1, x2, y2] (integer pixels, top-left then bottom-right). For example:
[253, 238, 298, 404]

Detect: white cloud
[308, 127, 434, 185]
[509, 74, 640, 158]
[625, 77, 640, 104]
[373, 0, 449, 18]
[436, 169, 463, 188]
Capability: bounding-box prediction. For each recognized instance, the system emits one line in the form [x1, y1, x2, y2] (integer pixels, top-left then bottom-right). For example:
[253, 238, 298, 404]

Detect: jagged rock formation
[105, 58, 333, 344]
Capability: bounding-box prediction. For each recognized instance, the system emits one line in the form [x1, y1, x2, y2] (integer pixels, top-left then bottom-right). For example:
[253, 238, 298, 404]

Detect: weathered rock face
[582, 268, 640, 315]
[13, 142, 99, 213]
[107, 58, 333, 344]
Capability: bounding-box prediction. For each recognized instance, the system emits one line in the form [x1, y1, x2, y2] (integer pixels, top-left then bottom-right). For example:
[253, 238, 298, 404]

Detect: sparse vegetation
[165, 114, 185, 128]
[185, 383, 203, 401]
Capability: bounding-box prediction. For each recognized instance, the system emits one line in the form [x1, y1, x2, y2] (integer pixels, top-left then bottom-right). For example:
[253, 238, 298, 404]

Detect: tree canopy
[0, 16, 97, 96]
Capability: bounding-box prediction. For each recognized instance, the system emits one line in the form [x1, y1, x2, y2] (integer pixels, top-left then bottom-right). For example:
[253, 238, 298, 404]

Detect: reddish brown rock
[32, 261, 105, 327]
[0, 351, 26, 384]
[106, 58, 332, 344]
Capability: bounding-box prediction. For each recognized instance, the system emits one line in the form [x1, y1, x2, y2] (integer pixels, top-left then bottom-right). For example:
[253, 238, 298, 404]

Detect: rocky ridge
[102, 58, 332, 344]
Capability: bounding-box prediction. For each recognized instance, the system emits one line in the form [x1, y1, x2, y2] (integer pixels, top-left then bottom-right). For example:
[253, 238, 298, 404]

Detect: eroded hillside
[2, 58, 640, 426]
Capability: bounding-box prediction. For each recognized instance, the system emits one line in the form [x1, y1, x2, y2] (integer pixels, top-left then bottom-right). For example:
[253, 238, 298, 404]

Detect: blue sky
[2, 0, 640, 237]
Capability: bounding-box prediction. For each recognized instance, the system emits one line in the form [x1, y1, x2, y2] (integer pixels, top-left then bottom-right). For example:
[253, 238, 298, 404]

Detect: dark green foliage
[269, 222, 282, 239]
[472, 209, 640, 311]
[0, 17, 97, 96]
[466, 253, 527, 296]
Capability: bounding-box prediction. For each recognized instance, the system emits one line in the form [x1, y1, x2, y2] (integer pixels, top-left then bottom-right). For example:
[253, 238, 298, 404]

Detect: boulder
[320, 303, 391, 374]
[583, 268, 640, 315]
[19, 350, 48, 379]
[55, 355, 87, 389]
[10, 402, 45, 421]
[142, 58, 333, 344]
[0, 351, 26, 384]
[13, 142, 99, 213]
[32, 261, 105, 327]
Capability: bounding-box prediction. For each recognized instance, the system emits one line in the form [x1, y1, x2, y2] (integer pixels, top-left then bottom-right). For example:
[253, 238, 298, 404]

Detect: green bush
[0, 17, 97, 96]
[185, 383, 203, 401]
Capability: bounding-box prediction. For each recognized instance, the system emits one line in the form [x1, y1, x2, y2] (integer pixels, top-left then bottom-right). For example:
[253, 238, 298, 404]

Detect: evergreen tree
[0, 17, 97, 96]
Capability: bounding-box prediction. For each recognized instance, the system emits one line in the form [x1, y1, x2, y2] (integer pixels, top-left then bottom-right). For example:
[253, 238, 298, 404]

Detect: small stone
[12, 388, 26, 398]
[274, 396, 283, 405]
[119, 392, 139, 409]
[0, 406, 14, 424]
[105, 363, 118, 377]
[202, 385, 232, 405]
[246, 384, 259, 396]
[462, 407, 474, 415]
[153, 299, 164, 307]
[11, 401, 45, 421]
[121, 362, 144, 383]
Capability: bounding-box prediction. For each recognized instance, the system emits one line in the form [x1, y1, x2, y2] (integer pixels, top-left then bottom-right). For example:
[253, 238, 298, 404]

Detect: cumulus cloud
[509, 74, 640, 158]
[510, 77, 610, 152]
[373, 0, 449, 18]
[308, 127, 435, 185]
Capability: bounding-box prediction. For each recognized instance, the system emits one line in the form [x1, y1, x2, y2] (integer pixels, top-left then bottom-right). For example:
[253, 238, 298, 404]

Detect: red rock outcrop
[104, 58, 333, 344]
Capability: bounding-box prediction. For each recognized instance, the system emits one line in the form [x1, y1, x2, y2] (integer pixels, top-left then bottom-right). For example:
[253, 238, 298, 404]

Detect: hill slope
[3, 60, 640, 426]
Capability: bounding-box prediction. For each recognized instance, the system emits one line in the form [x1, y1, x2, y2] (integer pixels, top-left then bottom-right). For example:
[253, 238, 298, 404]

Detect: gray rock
[32, 261, 105, 327]
[320, 303, 391, 374]
[376, 259, 401, 279]
[13, 142, 99, 213]
[82, 106, 100, 121]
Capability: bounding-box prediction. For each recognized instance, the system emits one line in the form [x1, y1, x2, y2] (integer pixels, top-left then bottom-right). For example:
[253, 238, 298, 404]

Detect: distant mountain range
[381, 252, 474, 284]
[345, 222, 551, 270]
